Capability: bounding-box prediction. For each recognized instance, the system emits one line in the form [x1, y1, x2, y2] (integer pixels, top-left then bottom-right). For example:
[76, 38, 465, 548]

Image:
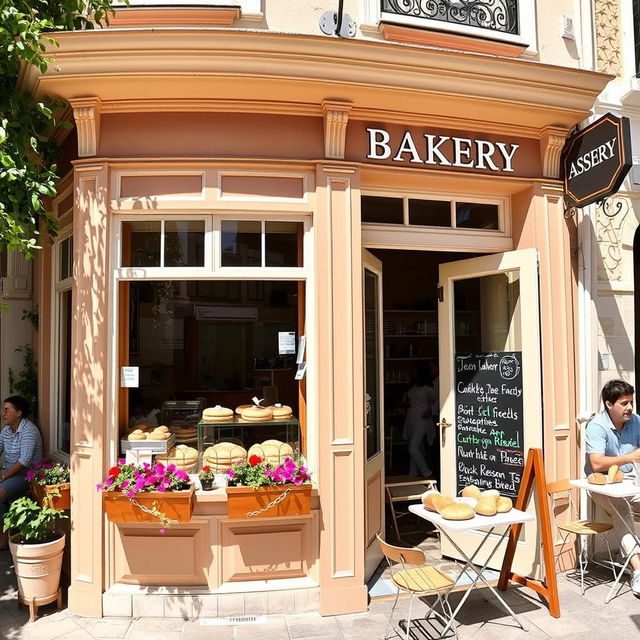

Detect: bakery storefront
[28, 30, 610, 617]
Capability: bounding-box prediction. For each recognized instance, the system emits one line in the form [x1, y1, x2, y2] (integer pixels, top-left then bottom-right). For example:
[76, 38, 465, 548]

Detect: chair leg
[404, 593, 414, 640]
[385, 588, 401, 640]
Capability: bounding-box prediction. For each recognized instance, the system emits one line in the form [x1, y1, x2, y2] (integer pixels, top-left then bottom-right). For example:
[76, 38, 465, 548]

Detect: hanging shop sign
[562, 113, 632, 208]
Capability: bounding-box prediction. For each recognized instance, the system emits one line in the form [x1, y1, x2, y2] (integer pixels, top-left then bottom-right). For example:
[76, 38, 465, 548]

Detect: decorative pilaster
[315, 164, 367, 615]
[67, 162, 109, 616]
[594, 0, 621, 76]
[70, 98, 102, 157]
[539, 127, 568, 179]
[322, 101, 352, 160]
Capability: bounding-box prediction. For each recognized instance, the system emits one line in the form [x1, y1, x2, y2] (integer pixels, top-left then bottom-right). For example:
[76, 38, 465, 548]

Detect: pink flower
[159, 528, 166, 535]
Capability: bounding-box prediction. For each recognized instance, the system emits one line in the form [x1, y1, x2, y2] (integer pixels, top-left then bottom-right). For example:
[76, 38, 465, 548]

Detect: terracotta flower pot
[30, 481, 71, 510]
[9, 533, 65, 621]
[226, 484, 311, 519]
[103, 485, 195, 523]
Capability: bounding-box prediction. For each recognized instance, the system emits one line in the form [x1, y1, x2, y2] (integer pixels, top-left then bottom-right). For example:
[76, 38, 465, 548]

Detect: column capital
[322, 100, 352, 160]
[70, 97, 102, 158]
[539, 127, 569, 179]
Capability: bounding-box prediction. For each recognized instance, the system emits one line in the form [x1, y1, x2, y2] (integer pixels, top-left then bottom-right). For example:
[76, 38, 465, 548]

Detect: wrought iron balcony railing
[381, 0, 520, 37]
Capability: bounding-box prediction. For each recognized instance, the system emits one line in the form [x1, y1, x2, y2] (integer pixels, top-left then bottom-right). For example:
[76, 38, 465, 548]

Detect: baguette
[587, 472, 607, 485]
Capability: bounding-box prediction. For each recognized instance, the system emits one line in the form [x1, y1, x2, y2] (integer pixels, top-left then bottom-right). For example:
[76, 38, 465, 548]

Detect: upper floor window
[381, 0, 519, 37]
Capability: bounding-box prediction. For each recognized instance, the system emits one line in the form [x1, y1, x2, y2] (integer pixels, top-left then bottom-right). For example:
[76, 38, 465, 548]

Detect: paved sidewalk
[2, 546, 639, 640]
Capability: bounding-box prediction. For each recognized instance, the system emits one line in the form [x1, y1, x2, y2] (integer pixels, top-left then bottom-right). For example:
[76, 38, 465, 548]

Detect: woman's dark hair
[3, 395, 30, 417]
[602, 379, 635, 407]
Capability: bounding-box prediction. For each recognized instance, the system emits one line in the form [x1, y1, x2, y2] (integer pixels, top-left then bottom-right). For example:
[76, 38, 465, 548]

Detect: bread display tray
[120, 433, 176, 453]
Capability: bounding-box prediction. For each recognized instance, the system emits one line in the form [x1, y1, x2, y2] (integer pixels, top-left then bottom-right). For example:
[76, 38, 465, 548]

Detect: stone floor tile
[286, 613, 345, 639]
[336, 612, 392, 640]
[180, 620, 235, 640]
[88, 619, 132, 639]
[234, 616, 290, 640]
[127, 618, 184, 633]
[102, 593, 131, 618]
[27, 616, 82, 640]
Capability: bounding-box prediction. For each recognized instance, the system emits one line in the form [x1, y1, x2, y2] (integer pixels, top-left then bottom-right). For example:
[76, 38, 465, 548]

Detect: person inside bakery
[402, 361, 436, 479]
[0, 396, 43, 549]
[584, 379, 640, 596]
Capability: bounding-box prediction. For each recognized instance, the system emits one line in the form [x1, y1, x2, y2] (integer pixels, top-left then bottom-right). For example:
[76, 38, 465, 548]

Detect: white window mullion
[160, 219, 165, 267]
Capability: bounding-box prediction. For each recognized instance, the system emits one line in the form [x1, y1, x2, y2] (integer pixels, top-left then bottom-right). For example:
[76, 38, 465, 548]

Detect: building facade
[16, 0, 611, 617]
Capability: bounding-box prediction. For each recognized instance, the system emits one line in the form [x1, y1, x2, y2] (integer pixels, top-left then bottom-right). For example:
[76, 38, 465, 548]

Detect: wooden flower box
[103, 485, 195, 523]
[30, 482, 71, 511]
[226, 484, 311, 519]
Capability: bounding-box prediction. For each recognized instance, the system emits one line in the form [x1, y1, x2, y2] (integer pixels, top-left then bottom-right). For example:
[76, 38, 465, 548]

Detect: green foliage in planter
[3, 497, 67, 544]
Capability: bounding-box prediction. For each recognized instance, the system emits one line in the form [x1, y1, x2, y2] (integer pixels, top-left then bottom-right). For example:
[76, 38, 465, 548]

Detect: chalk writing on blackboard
[455, 351, 524, 498]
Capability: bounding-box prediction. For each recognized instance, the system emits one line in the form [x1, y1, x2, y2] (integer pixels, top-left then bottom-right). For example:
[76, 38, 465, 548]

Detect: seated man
[585, 379, 640, 596]
[0, 396, 43, 549]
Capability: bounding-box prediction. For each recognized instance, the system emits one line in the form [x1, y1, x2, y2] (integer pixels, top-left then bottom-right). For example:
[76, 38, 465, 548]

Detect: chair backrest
[546, 479, 577, 531]
[376, 534, 425, 565]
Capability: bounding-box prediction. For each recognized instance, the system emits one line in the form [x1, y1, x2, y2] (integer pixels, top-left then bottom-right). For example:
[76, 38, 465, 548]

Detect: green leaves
[3, 497, 67, 543]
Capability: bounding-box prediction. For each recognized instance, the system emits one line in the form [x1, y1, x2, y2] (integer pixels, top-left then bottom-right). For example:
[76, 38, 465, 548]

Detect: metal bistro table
[570, 478, 640, 602]
[408, 503, 535, 636]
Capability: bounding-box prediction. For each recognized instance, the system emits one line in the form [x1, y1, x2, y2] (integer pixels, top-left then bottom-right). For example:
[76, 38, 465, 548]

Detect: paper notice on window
[278, 331, 296, 355]
[294, 362, 307, 380]
[121, 366, 139, 388]
[296, 335, 306, 364]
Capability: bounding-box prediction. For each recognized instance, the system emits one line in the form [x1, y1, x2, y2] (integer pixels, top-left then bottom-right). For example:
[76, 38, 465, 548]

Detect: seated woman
[0, 396, 43, 547]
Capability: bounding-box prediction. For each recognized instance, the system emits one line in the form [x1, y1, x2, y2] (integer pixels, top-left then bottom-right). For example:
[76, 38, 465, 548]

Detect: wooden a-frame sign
[498, 447, 560, 618]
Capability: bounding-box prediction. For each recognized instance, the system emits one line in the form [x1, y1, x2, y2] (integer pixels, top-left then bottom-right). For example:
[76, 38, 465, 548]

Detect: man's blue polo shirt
[584, 410, 640, 475]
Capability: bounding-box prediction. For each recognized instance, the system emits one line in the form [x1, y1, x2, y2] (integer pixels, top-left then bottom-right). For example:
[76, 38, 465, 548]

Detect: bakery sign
[562, 113, 632, 208]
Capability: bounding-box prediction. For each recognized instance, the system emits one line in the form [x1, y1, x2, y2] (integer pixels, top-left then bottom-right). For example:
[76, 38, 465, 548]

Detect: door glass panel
[365, 269, 382, 460]
[453, 271, 524, 499]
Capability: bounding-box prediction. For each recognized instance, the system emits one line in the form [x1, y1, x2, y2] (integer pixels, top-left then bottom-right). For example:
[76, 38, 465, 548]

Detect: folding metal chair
[547, 478, 615, 594]
[377, 534, 457, 640]
[385, 477, 437, 542]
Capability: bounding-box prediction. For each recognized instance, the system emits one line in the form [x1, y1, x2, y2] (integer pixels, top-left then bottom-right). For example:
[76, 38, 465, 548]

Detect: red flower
[202, 466, 211, 472]
[248, 455, 263, 467]
[108, 466, 120, 477]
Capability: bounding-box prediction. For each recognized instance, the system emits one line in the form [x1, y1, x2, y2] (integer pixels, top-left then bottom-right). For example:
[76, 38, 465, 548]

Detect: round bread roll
[497, 496, 513, 513]
[421, 490, 441, 511]
[461, 485, 482, 499]
[235, 404, 253, 415]
[431, 494, 456, 513]
[240, 406, 273, 422]
[203, 442, 247, 471]
[154, 425, 170, 433]
[611, 470, 624, 483]
[270, 403, 293, 419]
[481, 489, 500, 498]
[148, 432, 169, 440]
[201, 405, 234, 423]
[248, 440, 294, 465]
[607, 464, 620, 483]
[128, 432, 147, 441]
[456, 496, 478, 508]
[475, 498, 498, 516]
[130, 428, 145, 435]
[440, 503, 475, 521]
[130, 424, 152, 433]
[587, 472, 607, 485]
[155, 445, 198, 471]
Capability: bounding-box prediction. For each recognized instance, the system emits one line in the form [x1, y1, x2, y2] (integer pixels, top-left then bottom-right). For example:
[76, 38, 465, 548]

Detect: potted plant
[199, 465, 215, 491]
[226, 455, 312, 519]
[98, 459, 194, 532]
[27, 460, 71, 510]
[3, 497, 68, 621]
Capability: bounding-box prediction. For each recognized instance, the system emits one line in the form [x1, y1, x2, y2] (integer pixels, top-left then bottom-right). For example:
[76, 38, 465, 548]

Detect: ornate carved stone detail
[1, 250, 32, 299]
[595, 196, 631, 281]
[70, 98, 102, 157]
[539, 127, 568, 179]
[322, 101, 352, 160]
[594, 0, 621, 76]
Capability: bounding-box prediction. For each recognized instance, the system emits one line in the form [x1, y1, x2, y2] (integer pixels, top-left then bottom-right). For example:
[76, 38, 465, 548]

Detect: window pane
[165, 221, 205, 267]
[59, 237, 73, 281]
[221, 220, 261, 267]
[265, 221, 303, 267]
[408, 199, 451, 227]
[122, 221, 161, 267]
[58, 290, 72, 454]
[455, 202, 499, 230]
[361, 196, 403, 224]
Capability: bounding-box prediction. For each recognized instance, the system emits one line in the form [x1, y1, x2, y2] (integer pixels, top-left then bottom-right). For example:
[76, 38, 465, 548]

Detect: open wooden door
[438, 248, 542, 576]
[363, 249, 385, 580]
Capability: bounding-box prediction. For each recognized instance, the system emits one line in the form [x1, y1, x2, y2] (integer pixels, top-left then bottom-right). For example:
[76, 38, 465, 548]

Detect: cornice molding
[70, 97, 102, 157]
[109, 7, 240, 27]
[322, 101, 352, 160]
[19, 31, 611, 133]
[539, 127, 569, 179]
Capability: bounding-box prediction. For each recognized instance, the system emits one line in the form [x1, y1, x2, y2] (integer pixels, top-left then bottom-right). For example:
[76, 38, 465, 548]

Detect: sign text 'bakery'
[366, 127, 520, 172]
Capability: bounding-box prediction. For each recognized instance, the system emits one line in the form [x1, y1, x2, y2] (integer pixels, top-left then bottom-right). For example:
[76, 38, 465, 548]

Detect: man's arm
[588, 449, 640, 472]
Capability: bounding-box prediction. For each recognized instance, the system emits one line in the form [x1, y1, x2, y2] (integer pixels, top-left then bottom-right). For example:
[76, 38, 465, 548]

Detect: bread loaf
[497, 497, 513, 513]
[201, 405, 234, 423]
[431, 494, 456, 513]
[607, 464, 620, 483]
[440, 503, 474, 521]
[456, 496, 478, 508]
[475, 498, 498, 516]
[422, 490, 441, 511]
[248, 440, 294, 465]
[587, 472, 607, 485]
[270, 403, 293, 419]
[202, 442, 247, 472]
[128, 432, 146, 441]
[461, 485, 482, 499]
[239, 406, 273, 422]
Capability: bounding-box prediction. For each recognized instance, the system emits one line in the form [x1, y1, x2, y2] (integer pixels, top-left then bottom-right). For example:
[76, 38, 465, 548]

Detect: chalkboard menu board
[455, 351, 524, 498]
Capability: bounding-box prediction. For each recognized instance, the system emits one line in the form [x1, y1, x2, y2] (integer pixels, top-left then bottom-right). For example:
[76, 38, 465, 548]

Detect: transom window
[362, 195, 500, 231]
